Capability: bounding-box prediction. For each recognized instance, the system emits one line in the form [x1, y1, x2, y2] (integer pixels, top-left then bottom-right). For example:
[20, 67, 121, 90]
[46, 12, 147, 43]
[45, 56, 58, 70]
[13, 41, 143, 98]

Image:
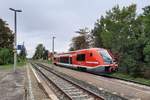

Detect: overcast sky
[0, 0, 149, 58]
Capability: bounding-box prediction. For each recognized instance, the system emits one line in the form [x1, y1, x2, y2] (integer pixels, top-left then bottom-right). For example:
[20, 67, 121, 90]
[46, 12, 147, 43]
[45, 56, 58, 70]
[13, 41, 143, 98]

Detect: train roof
[54, 48, 106, 57]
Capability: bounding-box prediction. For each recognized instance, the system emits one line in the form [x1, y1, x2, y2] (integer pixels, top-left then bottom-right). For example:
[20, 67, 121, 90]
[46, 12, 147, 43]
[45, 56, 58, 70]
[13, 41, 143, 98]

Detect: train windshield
[99, 49, 113, 64]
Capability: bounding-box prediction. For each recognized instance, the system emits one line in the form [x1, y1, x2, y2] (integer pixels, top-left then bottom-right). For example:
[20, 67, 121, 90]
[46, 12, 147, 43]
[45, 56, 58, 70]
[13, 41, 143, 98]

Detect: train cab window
[77, 54, 85, 61]
[90, 53, 93, 57]
[99, 49, 113, 64]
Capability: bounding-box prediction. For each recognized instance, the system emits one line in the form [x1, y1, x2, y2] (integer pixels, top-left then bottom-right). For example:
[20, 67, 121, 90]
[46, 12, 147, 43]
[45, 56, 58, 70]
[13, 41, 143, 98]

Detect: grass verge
[110, 72, 150, 86]
[47, 60, 52, 64]
[0, 62, 26, 70]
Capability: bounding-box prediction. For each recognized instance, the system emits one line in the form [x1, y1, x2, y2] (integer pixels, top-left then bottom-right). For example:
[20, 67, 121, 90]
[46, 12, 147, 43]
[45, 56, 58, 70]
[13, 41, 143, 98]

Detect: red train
[53, 48, 118, 73]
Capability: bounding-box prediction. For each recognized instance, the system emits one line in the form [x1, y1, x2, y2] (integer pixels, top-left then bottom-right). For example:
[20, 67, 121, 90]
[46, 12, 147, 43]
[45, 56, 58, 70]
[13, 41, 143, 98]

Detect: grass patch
[37, 60, 52, 64]
[0, 62, 26, 70]
[110, 72, 150, 86]
[47, 60, 52, 64]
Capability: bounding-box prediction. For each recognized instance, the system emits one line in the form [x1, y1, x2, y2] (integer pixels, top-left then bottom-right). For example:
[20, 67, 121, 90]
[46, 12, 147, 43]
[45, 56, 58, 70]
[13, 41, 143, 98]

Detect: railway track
[54, 63, 150, 87]
[31, 63, 104, 100]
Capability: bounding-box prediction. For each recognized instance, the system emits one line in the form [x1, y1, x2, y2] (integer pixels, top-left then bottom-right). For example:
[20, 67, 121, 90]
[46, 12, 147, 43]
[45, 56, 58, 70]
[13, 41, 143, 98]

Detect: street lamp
[9, 8, 22, 72]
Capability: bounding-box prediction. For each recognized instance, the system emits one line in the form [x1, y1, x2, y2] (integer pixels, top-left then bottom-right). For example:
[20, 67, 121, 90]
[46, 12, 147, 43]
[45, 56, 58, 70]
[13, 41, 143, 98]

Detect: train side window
[90, 53, 93, 57]
[60, 57, 69, 63]
[77, 54, 85, 61]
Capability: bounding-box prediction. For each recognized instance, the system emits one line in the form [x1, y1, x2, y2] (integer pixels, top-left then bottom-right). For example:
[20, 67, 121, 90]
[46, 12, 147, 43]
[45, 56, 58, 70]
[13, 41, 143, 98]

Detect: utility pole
[52, 36, 56, 65]
[52, 36, 56, 55]
[9, 8, 22, 72]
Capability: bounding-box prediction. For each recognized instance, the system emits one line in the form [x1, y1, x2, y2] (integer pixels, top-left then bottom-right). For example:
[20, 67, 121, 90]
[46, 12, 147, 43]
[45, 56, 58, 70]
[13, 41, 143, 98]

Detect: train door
[69, 57, 72, 64]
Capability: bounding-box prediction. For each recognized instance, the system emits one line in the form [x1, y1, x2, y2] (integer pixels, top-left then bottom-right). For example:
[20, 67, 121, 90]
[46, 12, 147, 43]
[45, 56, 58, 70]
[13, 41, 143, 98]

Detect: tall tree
[142, 6, 150, 65]
[69, 27, 90, 51]
[19, 44, 27, 61]
[141, 6, 150, 78]
[92, 4, 146, 76]
[0, 18, 14, 65]
[43, 50, 49, 60]
[0, 18, 14, 49]
[32, 44, 45, 59]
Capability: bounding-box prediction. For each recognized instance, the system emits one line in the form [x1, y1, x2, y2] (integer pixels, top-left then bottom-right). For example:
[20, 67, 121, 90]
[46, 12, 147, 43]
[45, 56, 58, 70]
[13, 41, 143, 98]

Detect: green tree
[0, 18, 14, 49]
[141, 6, 150, 78]
[92, 4, 146, 77]
[142, 6, 150, 66]
[0, 18, 14, 65]
[19, 44, 27, 61]
[69, 27, 90, 50]
[43, 50, 49, 60]
[32, 44, 46, 59]
[0, 48, 13, 65]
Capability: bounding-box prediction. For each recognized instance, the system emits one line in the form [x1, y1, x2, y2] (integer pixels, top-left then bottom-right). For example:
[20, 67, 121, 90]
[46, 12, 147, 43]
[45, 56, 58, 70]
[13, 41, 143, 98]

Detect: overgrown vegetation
[69, 4, 150, 79]
[0, 18, 27, 65]
[32, 44, 49, 60]
[69, 27, 91, 51]
[0, 18, 14, 65]
[110, 72, 150, 86]
[0, 62, 26, 70]
[0, 48, 13, 65]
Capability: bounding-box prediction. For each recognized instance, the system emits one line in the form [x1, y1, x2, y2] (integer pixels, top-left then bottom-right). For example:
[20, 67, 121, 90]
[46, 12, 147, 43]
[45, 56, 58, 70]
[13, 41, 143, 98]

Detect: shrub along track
[96, 73, 150, 87]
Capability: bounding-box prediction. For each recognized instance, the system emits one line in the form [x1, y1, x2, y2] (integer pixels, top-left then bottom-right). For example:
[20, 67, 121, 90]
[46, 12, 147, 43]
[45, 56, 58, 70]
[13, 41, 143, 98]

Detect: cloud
[0, 0, 149, 58]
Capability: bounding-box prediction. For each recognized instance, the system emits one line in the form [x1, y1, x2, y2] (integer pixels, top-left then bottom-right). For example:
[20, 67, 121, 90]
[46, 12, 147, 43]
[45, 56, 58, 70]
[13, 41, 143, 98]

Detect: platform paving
[0, 68, 25, 100]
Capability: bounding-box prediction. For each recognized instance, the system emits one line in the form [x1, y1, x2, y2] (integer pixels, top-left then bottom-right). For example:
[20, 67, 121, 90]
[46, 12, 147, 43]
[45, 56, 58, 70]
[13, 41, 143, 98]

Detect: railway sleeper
[58, 84, 73, 87]
[64, 89, 80, 92]
[59, 85, 75, 87]
[68, 91, 83, 95]
[71, 95, 90, 100]
[54, 81, 69, 84]
[61, 87, 77, 90]
[69, 93, 88, 97]
[63, 89, 80, 92]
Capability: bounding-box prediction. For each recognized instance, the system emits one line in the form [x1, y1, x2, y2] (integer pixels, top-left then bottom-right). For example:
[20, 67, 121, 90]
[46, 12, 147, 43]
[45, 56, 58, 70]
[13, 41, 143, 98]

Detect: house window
[77, 54, 85, 61]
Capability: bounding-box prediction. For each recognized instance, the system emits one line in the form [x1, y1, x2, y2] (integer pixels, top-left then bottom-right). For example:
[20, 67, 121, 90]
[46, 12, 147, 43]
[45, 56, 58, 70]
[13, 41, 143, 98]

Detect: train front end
[98, 48, 118, 73]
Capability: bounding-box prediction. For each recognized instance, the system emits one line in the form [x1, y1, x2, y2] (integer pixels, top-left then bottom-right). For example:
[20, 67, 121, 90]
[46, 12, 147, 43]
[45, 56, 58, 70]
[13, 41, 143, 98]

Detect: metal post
[9, 8, 22, 72]
[14, 11, 17, 72]
[52, 36, 55, 64]
[52, 36, 55, 54]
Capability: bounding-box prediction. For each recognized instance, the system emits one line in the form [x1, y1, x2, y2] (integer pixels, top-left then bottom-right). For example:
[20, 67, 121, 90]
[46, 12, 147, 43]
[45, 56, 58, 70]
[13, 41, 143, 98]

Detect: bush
[0, 48, 13, 65]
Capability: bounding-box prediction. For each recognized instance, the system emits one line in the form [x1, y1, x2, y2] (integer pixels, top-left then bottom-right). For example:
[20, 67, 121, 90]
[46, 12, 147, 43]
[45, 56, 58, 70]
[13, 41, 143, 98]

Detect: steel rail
[32, 63, 104, 100]
[31, 63, 72, 100]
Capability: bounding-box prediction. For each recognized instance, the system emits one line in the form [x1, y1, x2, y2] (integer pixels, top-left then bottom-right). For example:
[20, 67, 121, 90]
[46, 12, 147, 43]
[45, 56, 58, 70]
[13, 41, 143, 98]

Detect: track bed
[39, 62, 150, 100]
[32, 63, 106, 100]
